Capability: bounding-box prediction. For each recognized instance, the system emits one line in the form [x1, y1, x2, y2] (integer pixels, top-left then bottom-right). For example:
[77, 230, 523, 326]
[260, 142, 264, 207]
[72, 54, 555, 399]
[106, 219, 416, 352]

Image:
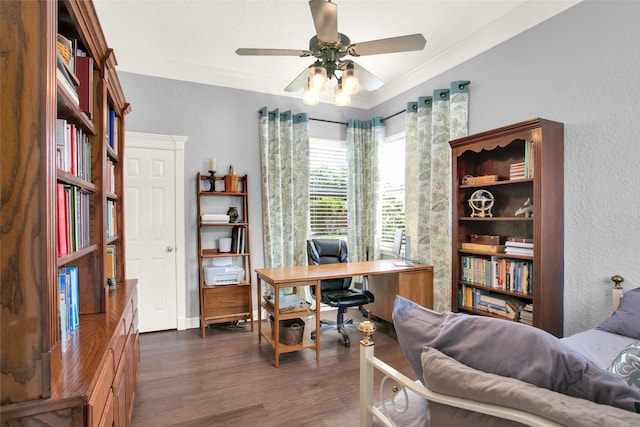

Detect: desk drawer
[204, 286, 249, 319]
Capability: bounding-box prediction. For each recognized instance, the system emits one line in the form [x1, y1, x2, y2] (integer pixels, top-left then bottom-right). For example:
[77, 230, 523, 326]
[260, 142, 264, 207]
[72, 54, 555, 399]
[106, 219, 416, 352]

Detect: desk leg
[315, 279, 321, 361]
[274, 283, 280, 367]
[257, 277, 263, 345]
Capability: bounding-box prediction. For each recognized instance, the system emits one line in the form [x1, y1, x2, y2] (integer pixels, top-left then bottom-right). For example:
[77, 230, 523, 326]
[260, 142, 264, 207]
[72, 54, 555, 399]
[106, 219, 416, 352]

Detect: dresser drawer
[88, 350, 114, 427]
[203, 286, 249, 319]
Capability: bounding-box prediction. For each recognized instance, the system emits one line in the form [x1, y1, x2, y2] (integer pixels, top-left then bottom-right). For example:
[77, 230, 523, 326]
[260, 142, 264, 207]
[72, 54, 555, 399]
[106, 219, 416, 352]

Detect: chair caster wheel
[344, 338, 350, 347]
[311, 331, 317, 341]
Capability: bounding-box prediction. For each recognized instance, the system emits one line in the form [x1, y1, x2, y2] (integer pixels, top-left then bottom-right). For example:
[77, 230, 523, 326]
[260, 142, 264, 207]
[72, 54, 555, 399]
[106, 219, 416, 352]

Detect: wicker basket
[224, 174, 239, 193]
[224, 165, 239, 193]
[270, 316, 305, 345]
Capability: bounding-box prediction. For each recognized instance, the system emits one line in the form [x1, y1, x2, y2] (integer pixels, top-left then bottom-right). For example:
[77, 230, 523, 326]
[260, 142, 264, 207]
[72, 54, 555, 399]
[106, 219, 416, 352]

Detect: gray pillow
[422, 347, 640, 427]
[597, 287, 640, 339]
[608, 341, 640, 390]
[392, 296, 640, 413]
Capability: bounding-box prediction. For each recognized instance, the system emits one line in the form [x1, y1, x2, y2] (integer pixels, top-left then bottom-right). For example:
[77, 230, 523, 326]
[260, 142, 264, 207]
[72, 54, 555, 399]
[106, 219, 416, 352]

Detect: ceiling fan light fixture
[303, 81, 320, 105]
[342, 66, 359, 95]
[309, 64, 327, 92]
[334, 83, 351, 106]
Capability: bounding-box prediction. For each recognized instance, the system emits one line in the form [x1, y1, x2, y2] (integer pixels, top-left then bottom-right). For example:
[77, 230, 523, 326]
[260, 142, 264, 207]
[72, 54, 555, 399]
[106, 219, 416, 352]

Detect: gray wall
[120, 0, 639, 336]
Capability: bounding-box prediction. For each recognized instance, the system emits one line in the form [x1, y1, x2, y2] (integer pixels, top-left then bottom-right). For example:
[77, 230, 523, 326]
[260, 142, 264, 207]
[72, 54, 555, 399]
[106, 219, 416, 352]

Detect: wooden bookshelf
[1, 1, 138, 425]
[449, 118, 564, 337]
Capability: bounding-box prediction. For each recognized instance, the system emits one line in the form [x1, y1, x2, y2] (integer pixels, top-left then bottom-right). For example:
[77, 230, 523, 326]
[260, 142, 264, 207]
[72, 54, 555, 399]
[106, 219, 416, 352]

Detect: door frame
[125, 131, 188, 330]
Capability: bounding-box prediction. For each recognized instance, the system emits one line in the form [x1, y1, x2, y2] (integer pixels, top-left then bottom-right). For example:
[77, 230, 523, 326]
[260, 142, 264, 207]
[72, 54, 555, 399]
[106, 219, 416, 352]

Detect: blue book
[66, 267, 80, 331]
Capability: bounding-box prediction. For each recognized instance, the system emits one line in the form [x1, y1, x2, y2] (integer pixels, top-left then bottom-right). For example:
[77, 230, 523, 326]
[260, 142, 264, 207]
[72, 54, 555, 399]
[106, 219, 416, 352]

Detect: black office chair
[307, 238, 374, 347]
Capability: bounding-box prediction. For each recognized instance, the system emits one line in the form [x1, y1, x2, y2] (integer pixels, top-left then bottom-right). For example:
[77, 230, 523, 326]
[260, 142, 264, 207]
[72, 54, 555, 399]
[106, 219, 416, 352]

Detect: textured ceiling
[93, 0, 579, 109]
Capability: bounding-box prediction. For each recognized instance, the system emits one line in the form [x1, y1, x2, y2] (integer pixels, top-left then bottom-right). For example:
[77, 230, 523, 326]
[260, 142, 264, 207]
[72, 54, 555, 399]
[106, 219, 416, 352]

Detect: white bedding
[561, 328, 636, 369]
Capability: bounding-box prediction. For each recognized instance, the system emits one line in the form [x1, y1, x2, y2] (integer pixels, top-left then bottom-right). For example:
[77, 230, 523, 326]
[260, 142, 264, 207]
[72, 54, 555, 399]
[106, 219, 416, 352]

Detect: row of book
[56, 33, 93, 116]
[106, 200, 117, 239]
[106, 109, 120, 154]
[106, 245, 117, 285]
[230, 227, 247, 254]
[509, 140, 535, 180]
[505, 239, 534, 256]
[57, 184, 91, 256]
[106, 160, 116, 194]
[458, 286, 523, 320]
[460, 255, 533, 295]
[58, 266, 80, 350]
[56, 119, 92, 181]
[520, 304, 534, 325]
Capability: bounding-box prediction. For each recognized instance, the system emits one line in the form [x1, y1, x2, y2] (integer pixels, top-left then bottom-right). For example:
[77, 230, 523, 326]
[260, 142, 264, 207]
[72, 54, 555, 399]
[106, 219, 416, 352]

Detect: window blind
[309, 139, 347, 238]
[381, 137, 405, 250]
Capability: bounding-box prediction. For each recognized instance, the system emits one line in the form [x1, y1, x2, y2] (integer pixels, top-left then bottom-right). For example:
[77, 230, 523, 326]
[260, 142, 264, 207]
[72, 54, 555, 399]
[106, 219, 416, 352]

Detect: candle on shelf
[209, 158, 216, 171]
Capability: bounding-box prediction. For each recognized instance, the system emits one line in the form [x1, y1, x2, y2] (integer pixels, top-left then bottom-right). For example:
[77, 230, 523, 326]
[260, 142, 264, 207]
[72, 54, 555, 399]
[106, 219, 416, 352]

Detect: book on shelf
[106, 245, 116, 285]
[505, 238, 534, 256]
[230, 227, 246, 254]
[56, 184, 68, 256]
[461, 242, 505, 253]
[55, 119, 92, 180]
[106, 200, 117, 239]
[505, 246, 534, 256]
[56, 50, 79, 104]
[519, 304, 534, 325]
[469, 234, 503, 245]
[507, 236, 533, 244]
[58, 267, 79, 340]
[74, 55, 93, 117]
[107, 108, 119, 153]
[460, 255, 533, 294]
[58, 273, 69, 351]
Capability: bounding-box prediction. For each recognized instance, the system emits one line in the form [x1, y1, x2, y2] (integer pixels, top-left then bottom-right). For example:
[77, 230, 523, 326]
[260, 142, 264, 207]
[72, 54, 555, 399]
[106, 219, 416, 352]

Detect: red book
[57, 183, 68, 255]
[74, 55, 93, 116]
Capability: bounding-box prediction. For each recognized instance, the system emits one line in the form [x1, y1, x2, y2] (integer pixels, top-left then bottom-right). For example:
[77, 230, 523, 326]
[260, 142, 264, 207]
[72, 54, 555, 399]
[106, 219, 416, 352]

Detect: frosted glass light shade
[309, 65, 327, 92]
[334, 84, 350, 106]
[342, 67, 359, 94]
[303, 82, 319, 105]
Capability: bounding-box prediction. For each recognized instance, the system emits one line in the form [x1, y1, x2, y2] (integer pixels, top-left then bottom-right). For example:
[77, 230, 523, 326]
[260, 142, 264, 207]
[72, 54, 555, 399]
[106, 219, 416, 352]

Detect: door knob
[166, 246, 174, 252]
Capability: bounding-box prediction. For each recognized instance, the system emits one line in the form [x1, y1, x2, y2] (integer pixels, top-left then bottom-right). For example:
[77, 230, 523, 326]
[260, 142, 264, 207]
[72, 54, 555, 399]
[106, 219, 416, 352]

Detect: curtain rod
[258, 109, 405, 126]
[308, 109, 404, 126]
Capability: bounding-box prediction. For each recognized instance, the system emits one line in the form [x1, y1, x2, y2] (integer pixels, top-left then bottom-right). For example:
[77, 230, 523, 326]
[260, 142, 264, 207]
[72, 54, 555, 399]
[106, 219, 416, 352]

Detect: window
[380, 134, 406, 253]
[309, 138, 347, 238]
[308, 135, 406, 251]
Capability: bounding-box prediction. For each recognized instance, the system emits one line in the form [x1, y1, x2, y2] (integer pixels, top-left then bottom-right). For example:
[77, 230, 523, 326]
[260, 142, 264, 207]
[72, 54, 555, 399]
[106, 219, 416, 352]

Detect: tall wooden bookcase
[449, 118, 564, 337]
[196, 173, 254, 338]
[1, 1, 139, 425]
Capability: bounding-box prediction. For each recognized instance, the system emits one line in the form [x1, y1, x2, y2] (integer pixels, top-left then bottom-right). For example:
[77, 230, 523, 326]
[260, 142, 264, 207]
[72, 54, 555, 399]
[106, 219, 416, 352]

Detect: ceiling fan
[235, 0, 426, 105]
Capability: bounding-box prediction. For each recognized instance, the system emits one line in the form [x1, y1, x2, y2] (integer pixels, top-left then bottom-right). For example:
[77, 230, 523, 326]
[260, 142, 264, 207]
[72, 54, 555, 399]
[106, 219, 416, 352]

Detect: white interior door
[125, 133, 187, 332]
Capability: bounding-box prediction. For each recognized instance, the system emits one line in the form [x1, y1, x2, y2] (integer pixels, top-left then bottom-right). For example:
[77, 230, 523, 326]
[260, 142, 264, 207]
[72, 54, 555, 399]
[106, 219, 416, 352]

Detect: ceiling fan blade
[284, 68, 310, 92]
[353, 62, 383, 91]
[309, 0, 338, 43]
[235, 48, 308, 57]
[348, 34, 426, 56]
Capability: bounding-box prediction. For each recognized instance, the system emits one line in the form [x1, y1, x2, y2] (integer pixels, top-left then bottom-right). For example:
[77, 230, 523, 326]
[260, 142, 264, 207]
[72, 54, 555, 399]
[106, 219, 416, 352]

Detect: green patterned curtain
[346, 118, 384, 262]
[404, 81, 469, 311]
[259, 107, 310, 268]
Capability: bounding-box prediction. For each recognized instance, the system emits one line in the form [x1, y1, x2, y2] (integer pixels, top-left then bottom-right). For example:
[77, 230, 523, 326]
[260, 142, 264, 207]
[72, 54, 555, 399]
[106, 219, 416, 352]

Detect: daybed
[359, 288, 640, 426]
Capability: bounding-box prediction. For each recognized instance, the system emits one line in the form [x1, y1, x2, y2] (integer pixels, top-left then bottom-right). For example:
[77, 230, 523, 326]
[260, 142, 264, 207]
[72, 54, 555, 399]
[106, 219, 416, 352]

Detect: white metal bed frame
[357, 321, 561, 427]
[358, 278, 629, 426]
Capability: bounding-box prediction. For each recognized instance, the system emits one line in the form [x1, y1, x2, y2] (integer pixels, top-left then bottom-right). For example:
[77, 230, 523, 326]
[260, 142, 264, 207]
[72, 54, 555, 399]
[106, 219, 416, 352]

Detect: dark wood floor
[131, 309, 414, 426]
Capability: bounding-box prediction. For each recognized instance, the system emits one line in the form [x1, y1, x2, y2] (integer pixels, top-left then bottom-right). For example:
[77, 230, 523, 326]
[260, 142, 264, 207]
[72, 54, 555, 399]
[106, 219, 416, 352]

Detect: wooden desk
[255, 260, 433, 366]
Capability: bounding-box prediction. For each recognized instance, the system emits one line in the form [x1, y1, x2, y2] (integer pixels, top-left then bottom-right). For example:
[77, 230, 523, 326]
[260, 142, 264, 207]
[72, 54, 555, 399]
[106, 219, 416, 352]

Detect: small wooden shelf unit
[196, 173, 254, 338]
